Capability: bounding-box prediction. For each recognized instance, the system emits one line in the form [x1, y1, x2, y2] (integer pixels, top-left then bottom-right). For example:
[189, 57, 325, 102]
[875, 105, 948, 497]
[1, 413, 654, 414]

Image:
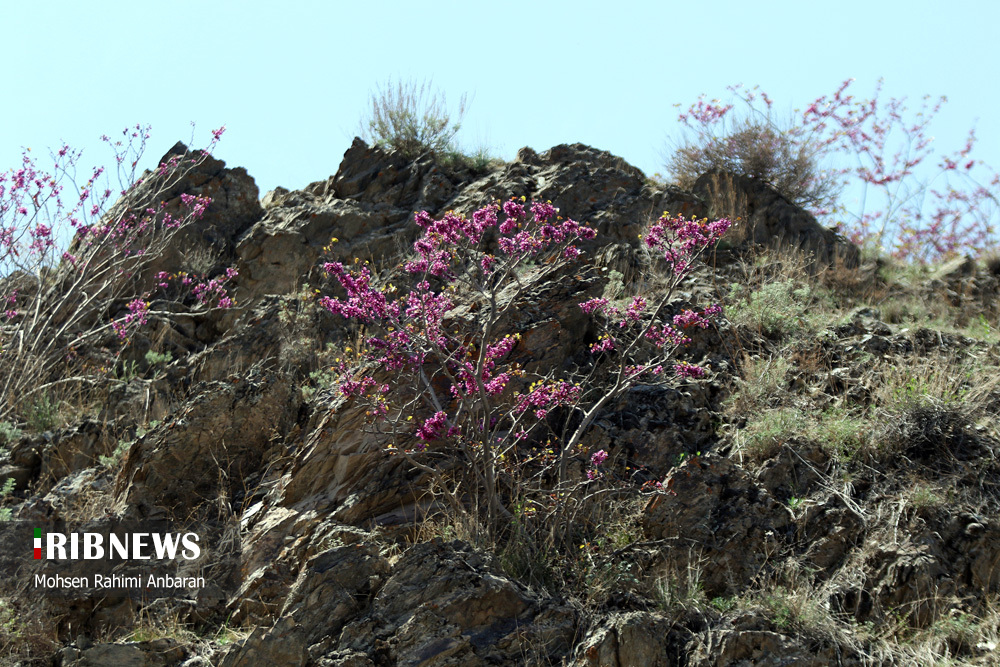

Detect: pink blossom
[590, 336, 615, 353]
[416, 411, 449, 441]
[674, 362, 706, 379]
[579, 298, 609, 314]
[531, 201, 557, 223]
[502, 199, 526, 222]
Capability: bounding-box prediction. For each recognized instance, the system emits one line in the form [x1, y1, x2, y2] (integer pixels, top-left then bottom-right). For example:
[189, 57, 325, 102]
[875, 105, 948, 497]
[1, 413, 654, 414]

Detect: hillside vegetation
[0, 132, 998, 666]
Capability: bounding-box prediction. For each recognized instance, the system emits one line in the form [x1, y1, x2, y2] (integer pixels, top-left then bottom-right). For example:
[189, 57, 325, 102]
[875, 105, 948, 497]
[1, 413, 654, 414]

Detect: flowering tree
[0, 125, 235, 423]
[319, 198, 729, 534]
[670, 80, 999, 261]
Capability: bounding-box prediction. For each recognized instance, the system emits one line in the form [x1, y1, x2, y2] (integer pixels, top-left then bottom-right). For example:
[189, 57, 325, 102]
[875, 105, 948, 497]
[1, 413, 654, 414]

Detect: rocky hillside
[1, 138, 999, 666]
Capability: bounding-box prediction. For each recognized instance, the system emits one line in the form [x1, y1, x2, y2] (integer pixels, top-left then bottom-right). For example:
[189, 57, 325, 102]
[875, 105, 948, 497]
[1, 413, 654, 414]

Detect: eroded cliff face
[3, 138, 999, 666]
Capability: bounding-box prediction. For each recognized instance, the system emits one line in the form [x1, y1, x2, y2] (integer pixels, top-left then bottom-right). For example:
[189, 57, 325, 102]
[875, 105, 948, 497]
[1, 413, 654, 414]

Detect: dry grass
[0, 596, 59, 665]
[652, 548, 710, 618]
[720, 246, 848, 341]
[725, 353, 793, 417]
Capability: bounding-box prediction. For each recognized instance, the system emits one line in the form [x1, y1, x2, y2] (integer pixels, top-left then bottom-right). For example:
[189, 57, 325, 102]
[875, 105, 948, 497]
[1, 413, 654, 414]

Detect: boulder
[693, 170, 859, 267]
[573, 611, 678, 666]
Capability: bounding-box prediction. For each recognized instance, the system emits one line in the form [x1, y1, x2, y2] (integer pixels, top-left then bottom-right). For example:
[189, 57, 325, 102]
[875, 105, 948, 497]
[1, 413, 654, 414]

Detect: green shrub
[728, 280, 813, 337]
[812, 406, 869, 460]
[360, 78, 467, 159]
[743, 407, 803, 459]
[0, 477, 16, 521]
[0, 421, 21, 446]
[726, 354, 792, 417]
[99, 439, 131, 468]
[25, 393, 58, 433]
[144, 350, 173, 366]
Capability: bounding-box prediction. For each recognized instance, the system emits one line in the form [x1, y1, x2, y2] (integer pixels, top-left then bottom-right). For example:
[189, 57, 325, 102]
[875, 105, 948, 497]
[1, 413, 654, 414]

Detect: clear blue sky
[2, 0, 997, 200]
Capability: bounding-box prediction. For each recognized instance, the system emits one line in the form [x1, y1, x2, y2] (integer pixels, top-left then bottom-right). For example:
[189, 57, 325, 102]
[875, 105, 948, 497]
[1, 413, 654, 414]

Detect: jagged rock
[327, 137, 446, 209]
[685, 623, 857, 666]
[846, 514, 1000, 627]
[186, 294, 340, 385]
[0, 462, 33, 490]
[122, 142, 263, 288]
[449, 143, 701, 251]
[113, 368, 300, 519]
[236, 140, 717, 305]
[59, 638, 192, 666]
[693, 169, 859, 267]
[278, 543, 391, 642]
[313, 651, 376, 666]
[584, 382, 719, 478]
[237, 139, 457, 302]
[37, 467, 111, 521]
[235, 196, 408, 300]
[0, 420, 112, 494]
[38, 419, 107, 490]
[8, 134, 990, 665]
[269, 265, 599, 528]
[220, 539, 576, 666]
[642, 454, 792, 596]
[99, 376, 180, 426]
[227, 512, 382, 627]
[274, 396, 421, 525]
[219, 616, 308, 667]
[337, 539, 577, 666]
[796, 496, 866, 574]
[62, 141, 263, 308]
[933, 254, 977, 282]
[573, 611, 679, 666]
[1, 430, 42, 490]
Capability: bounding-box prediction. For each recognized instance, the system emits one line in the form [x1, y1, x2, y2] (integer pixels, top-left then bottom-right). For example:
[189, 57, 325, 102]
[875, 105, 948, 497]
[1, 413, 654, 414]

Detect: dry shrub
[667, 116, 840, 212]
[982, 251, 1000, 278]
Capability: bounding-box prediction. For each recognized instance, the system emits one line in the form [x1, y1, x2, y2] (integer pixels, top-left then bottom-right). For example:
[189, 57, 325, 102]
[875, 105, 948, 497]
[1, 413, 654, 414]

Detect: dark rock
[693, 170, 860, 267]
[573, 611, 678, 666]
[113, 368, 300, 520]
[642, 454, 792, 596]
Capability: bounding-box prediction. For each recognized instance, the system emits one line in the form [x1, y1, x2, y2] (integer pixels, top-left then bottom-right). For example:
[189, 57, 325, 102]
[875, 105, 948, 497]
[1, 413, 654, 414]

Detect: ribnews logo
[31, 526, 201, 561]
[0, 520, 229, 599]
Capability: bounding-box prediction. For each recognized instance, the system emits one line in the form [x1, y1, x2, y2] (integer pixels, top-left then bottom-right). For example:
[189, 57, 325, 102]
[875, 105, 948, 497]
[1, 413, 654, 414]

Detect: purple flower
[502, 199, 526, 222]
[674, 362, 706, 379]
[416, 411, 449, 441]
[531, 201, 557, 223]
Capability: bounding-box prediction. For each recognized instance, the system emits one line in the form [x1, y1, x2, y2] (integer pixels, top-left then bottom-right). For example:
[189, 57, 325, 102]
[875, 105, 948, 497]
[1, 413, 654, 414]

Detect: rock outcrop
[4, 136, 999, 666]
[693, 169, 860, 267]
